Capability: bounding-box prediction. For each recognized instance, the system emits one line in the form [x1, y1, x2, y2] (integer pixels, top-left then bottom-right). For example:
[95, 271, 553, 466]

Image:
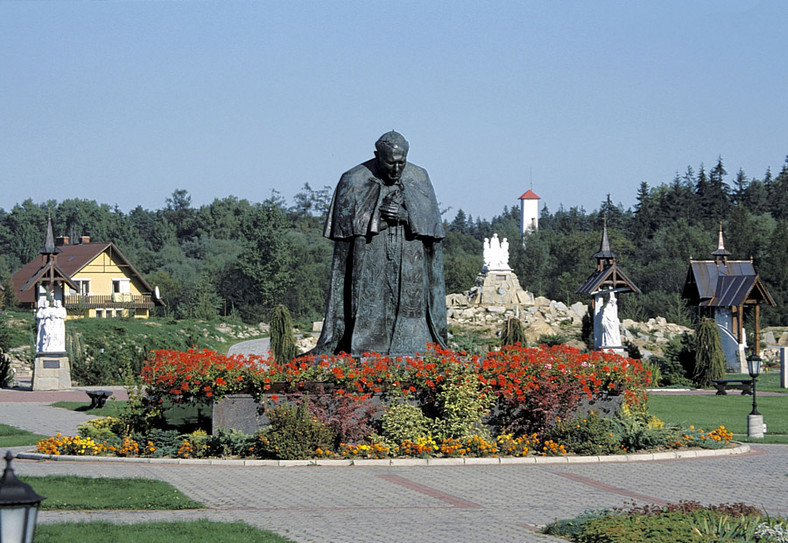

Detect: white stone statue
[483, 233, 512, 271]
[600, 292, 622, 348]
[36, 298, 67, 353]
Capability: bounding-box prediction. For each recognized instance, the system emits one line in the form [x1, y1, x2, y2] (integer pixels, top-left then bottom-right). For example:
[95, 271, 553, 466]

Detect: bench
[86, 390, 113, 409]
[711, 379, 753, 396]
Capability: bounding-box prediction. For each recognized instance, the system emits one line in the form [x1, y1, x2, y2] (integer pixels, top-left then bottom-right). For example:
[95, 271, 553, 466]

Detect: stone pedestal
[32, 354, 71, 391]
[468, 271, 533, 306]
[747, 414, 764, 439]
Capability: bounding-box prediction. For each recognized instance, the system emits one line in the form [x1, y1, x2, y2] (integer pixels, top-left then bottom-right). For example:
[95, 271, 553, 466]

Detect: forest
[1, 156, 787, 328]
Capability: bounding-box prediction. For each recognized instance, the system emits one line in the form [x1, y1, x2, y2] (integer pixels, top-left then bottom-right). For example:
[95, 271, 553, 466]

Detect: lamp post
[747, 353, 763, 439]
[0, 451, 44, 543]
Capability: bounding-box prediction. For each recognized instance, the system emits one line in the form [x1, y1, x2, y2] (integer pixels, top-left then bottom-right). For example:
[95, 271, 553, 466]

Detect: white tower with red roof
[518, 188, 540, 235]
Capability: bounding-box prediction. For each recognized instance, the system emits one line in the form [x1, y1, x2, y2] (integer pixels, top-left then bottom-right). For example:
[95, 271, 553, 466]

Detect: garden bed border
[16, 442, 751, 466]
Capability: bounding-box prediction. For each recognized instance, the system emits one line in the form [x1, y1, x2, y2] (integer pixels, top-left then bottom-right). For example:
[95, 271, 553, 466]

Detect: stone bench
[711, 379, 752, 396]
[86, 390, 113, 409]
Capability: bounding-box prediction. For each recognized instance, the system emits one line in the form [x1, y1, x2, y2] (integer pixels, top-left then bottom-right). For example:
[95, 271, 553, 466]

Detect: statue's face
[375, 146, 407, 184]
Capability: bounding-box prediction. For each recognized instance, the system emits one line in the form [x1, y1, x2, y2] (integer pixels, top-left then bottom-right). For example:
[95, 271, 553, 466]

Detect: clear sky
[2, 1, 786, 221]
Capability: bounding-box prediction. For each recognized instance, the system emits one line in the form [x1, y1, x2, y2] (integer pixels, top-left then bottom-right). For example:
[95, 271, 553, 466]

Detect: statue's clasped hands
[381, 202, 407, 224]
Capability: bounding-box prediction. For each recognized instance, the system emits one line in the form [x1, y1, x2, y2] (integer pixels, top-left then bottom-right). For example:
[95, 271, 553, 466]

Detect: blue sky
[2, 1, 786, 221]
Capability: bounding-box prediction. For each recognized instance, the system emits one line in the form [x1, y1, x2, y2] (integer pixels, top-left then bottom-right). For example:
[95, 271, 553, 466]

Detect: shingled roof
[682, 260, 775, 308]
[577, 223, 640, 296]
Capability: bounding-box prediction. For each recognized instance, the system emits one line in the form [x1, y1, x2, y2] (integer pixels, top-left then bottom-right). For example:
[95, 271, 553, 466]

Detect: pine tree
[692, 318, 726, 387]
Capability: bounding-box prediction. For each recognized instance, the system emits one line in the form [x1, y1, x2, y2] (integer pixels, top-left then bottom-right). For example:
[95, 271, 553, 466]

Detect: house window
[95, 309, 103, 318]
[112, 279, 130, 293]
[69, 280, 90, 296]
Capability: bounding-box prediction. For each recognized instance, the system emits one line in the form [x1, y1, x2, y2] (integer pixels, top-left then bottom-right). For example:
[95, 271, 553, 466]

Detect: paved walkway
[2, 384, 786, 542]
[8, 445, 788, 542]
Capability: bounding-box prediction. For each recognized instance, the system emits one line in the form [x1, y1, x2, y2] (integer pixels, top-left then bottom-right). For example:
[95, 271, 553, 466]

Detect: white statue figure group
[36, 298, 67, 353]
[483, 233, 511, 271]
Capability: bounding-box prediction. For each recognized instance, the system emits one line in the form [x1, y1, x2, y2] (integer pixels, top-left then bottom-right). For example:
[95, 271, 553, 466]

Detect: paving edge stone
[14, 443, 751, 466]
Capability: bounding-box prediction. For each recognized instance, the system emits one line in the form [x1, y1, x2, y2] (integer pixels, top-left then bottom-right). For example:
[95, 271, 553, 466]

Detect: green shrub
[650, 354, 693, 387]
[542, 510, 610, 538]
[77, 417, 123, 447]
[137, 429, 183, 457]
[257, 401, 335, 460]
[0, 350, 13, 388]
[546, 502, 772, 543]
[692, 318, 726, 387]
[500, 317, 526, 347]
[431, 375, 493, 441]
[543, 411, 620, 456]
[641, 359, 661, 387]
[380, 401, 433, 446]
[537, 333, 567, 347]
[270, 304, 298, 364]
[208, 428, 257, 458]
[611, 413, 671, 452]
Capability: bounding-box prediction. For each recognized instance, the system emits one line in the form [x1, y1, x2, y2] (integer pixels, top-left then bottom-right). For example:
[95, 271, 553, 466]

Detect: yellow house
[11, 235, 164, 319]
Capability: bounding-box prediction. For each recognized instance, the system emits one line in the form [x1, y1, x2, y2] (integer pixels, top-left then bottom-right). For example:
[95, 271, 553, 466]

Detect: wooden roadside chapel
[682, 225, 776, 372]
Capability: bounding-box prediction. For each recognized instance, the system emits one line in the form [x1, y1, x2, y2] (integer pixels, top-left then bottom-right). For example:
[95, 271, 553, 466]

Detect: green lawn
[0, 423, 47, 447]
[35, 520, 294, 543]
[50, 400, 128, 416]
[51, 399, 211, 433]
[647, 393, 788, 438]
[19, 476, 203, 510]
[727, 372, 785, 393]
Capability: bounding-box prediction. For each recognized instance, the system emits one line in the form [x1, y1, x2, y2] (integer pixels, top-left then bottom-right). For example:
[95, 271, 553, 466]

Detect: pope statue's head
[374, 131, 409, 185]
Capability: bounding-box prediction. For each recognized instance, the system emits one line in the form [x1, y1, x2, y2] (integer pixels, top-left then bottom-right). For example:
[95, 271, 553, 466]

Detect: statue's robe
[312, 159, 449, 356]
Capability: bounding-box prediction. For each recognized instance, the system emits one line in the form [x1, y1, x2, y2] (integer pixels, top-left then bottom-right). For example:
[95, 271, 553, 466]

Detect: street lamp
[747, 353, 763, 438]
[0, 451, 44, 543]
[747, 353, 761, 416]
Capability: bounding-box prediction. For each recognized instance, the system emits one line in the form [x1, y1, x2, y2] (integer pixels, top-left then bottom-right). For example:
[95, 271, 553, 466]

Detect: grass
[19, 475, 203, 510]
[727, 372, 785, 393]
[51, 399, 211, 433]
[647, 393, 788, 441]
[51, 400, 128, 416]
[0, 422, 47, 447]
[34, 520, 294, 542]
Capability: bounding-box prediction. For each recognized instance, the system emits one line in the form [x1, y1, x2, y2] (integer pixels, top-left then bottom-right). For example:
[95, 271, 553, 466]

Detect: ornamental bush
[544, 412, 621, 456]
[379, 401, 434, 447]
[257, 401, 335, 460]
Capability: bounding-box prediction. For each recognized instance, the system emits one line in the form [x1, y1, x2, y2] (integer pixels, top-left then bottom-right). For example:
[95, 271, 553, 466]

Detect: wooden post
[754, 304, 761, 355]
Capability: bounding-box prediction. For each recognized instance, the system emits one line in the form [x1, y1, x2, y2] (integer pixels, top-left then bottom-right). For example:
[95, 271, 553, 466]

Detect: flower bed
[33, 344, 738, 460]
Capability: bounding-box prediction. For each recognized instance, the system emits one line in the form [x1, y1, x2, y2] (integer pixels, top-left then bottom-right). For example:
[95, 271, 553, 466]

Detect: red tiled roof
[518, 189, 540, 200]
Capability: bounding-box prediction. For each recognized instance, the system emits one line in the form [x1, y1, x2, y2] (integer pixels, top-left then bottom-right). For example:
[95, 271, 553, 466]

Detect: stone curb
[15, 443, 750, 466]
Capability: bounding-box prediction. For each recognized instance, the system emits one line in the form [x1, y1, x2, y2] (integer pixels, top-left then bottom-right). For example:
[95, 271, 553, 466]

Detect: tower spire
[593, 220, 616, 270]
[711, 222, 731, 264]
[40, 210, 60, 256]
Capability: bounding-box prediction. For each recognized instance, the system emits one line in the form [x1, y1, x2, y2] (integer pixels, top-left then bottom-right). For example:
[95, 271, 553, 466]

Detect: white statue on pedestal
[596, 291, 622, 349]
[36, 299, 67, 353]
[483, 233, 512, 271]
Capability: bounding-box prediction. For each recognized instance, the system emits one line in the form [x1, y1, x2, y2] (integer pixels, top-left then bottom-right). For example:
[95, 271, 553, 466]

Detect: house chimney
[55, 236, 69, 246]
[80, 235, 91, 244]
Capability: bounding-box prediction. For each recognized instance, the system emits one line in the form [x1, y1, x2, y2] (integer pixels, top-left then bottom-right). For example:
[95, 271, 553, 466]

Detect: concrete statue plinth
[32, 353, 71, 390]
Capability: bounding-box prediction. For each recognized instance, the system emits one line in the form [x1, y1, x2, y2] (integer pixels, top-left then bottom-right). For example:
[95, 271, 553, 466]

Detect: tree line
[1, 156, 786, 327]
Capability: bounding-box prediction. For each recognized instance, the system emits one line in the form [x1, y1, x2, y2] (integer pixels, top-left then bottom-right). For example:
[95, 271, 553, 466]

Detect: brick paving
[2, 389, 787, 542]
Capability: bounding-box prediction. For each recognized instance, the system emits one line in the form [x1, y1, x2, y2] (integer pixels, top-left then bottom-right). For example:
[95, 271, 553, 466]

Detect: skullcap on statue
[375, 131, 409, 153]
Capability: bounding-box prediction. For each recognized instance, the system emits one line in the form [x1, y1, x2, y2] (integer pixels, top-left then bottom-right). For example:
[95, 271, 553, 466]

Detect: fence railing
[64, 294, 155, 309]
